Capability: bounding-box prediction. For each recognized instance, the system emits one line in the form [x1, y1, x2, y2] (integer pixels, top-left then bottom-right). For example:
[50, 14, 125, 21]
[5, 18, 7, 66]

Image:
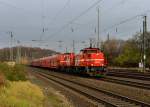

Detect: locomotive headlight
[81, 59, 84, 61]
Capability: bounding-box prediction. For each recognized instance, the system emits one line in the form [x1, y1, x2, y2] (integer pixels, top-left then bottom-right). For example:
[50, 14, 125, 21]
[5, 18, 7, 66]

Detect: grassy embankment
[0, 63, 73, 107]
[0, 63, 44, 107]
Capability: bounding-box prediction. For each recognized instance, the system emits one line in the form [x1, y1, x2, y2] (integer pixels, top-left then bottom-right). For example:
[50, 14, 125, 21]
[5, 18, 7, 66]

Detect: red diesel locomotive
[31, 47, 107, 77]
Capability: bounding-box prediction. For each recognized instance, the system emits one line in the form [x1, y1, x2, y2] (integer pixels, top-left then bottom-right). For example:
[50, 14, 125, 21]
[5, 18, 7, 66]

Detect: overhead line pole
[143, 15, 147, 72]
[90, 38, 93, 48]
[16, 40, 21, 64]
[10, 32, 13, 61]
[73, 40, 75, 53]
[97, 7, 100, 49]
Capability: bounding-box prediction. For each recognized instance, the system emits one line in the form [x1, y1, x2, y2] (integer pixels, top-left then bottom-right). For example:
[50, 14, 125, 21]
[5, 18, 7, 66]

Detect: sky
[0, 0, 150, 53]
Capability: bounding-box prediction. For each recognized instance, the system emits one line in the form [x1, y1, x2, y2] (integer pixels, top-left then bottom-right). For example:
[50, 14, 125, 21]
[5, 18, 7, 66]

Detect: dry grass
[0, 73, 5, 86]
[45, 87, 73, 107]
[27, 72, 73, 107]
[0, 81, 45, 107]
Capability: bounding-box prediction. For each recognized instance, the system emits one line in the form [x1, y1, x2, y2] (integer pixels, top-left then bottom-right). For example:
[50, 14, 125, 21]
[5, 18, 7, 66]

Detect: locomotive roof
[63, 52, 74, 54]
[80, 47, 100, 51]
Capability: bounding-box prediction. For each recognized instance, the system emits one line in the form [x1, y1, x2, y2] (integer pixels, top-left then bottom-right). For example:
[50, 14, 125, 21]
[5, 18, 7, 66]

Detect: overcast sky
[0, 0, 150, 52]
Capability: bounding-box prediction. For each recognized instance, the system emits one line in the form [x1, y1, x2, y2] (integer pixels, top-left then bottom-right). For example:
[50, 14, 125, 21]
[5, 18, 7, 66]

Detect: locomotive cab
[78, 47, 107, 77]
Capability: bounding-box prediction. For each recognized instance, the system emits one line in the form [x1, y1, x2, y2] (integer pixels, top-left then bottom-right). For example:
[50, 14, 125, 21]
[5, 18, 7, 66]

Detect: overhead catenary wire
[42, 9, 150, 44]
[0, 0, 38, 16]
[60, 0, 127, 36]
[47, 0, 127, 35]
[39, 0, 46, 42]
[0, 1, 26, 11]
[49, 13, 150, 49]
[39, 0, 49, 45]
[102, 9, 150, 33]
[80, 0, 128, 26]
[44, 0, 131, 42]
[45, 0, 104, 40]
[104, 0, 127, 14]
[48, 0, 71, 26]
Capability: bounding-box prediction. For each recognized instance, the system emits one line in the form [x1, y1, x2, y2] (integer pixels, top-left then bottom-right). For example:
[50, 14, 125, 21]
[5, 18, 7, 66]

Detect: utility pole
[143, 15, 147, 72]
[40, 27, 45, 41]
[89, 38, 93, 48]
[9, 32, 13, 61]
[58, 40, 63, 53]
[16, 40, 21, 64]
[97, 7, 100, 49]
[107, 33, 110, 42]
[65, 47, 68, 53]
[72, 40, 75, 53]
[58, 40, 63, 48]
[81, 41, 86, 48]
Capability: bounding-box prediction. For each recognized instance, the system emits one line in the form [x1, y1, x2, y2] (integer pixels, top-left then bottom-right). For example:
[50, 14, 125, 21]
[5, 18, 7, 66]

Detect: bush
[113, 40, 140, 67]
[0, 63, 26, 81]
[0, 81, 45, 107]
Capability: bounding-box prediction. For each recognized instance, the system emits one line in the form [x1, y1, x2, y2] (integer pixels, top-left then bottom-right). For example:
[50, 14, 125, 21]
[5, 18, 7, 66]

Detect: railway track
[107, 70, 150, 81]
[108, 68, 150, 74]
[33, 70, 150, 107]
[103, 76, 150, 90]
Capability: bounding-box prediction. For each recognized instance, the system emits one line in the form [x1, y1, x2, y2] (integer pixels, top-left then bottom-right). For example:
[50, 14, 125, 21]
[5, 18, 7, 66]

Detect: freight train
[31, 47, 107, 77]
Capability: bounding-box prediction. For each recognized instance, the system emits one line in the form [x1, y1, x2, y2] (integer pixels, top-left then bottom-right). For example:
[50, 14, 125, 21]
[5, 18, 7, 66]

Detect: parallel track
[108, 68, 150, 74]
[102, 76, 150, 90]
[34, 70, 150, 107]
[105, 69, 150, 89]
[107, 70, 150, 81]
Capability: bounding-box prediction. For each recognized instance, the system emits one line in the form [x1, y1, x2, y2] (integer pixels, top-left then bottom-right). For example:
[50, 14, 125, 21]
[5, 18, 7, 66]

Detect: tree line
[102, 32, 150, 67]
[0, 47, 57, 62]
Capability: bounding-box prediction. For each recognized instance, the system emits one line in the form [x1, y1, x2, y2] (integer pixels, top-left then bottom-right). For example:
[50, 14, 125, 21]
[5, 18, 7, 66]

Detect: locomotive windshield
[81, 49, 100, 53]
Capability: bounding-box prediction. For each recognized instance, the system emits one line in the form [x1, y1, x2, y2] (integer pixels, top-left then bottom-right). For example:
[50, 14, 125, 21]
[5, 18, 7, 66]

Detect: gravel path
[27, 69, 99, 107]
